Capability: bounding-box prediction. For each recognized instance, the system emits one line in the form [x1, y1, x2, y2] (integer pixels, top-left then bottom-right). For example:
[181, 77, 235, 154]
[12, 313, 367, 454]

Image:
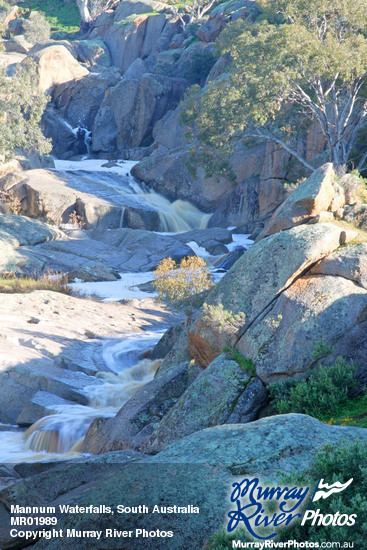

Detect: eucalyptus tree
[182, 0, 367, 175]
[168, 0, 220, 30]
[76, 0, 119, 30]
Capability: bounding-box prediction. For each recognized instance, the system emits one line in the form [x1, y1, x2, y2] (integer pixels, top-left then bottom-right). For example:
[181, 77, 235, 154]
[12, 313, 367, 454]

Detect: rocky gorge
[0, 0, 366, 548]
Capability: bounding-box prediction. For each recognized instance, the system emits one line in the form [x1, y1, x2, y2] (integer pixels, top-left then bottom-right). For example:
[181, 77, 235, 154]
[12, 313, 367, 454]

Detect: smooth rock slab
[1, 415, 367, 549]
[238, 274, 367, 383]
[0, 290, 172, 423]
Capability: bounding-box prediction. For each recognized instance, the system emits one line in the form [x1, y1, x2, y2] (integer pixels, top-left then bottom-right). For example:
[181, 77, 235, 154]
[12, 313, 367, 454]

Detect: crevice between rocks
[234, 232, 350, 347]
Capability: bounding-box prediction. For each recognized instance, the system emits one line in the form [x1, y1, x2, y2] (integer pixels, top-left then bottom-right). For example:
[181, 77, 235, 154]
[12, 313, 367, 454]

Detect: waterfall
[128, 180, 211, 232]
[52, 159, 212, 233]
[119, 206, 125, 228]
[24, 406, 100, 454]
[72, 126, 92, 156]
[19, 335, 163, 457]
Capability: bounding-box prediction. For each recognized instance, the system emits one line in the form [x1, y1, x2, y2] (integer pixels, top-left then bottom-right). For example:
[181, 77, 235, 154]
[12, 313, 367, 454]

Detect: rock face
[53, 71, 120, 129]
[73, 38, 112, 68]
[30, 45, 89, 92]
[146, 353, 267, 452]
[104, 13, 169, 74]
[131, 148, 236, 211]
[186, 223, 352, 367]
[82, 362, 201, 454]
[257, 163, 338, 239]
[92, 73, 188, 153]
[1, 415, 367, 550]
[238, 274, 367, 383]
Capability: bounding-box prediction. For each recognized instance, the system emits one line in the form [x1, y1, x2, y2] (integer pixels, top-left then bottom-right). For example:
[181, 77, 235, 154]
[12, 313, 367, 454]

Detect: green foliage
[23, 10, 51, 43]
[19, 0, 80, 36]
[0, 59, 51, 161]
[312, 340, 333, 361]
[268, 358, 359, 419]
[181, 0, 367, 175]
[183, 50, 217, 84]
[201, 303, 245, 336]
[223, 346, 256, 377]
[153, 256, 214, 314]
[205, 439, 367, 548]
[326, 393, 367, 429]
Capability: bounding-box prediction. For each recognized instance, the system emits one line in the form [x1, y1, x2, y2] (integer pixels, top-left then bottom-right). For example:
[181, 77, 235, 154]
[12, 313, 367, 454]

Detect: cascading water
[52, 159, 212, 233]
[0, 333, 163, 462]
[60, 120, 92, 156]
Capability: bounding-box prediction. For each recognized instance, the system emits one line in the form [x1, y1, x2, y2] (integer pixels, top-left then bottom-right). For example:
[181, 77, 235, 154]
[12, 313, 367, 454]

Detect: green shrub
[223, 346, 256, 377]
[312, 340, 333, 361]
[23, 10, 50, 43]
[202, 303, 245, 336]
[183, 51, 217, 84]
[268, 358, 358, 419]
[205, 439, 367, 548]
[153, 256, 214, 315]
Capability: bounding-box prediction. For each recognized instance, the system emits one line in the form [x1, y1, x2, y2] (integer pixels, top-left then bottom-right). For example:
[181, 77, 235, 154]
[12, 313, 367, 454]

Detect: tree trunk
[76, 0, 92, 23]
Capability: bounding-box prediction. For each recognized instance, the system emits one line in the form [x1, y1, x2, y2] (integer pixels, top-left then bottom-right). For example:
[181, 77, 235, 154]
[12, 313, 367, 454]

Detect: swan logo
[312, 478, 353, 502]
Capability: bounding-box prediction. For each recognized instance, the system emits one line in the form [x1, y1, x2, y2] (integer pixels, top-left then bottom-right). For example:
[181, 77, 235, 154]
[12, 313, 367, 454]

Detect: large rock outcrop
[1, 415, 366, 549]
[104, 12, 169, 73]
[29, 45, 89, 92]
[145, 353, 267, 452]
[238, 273, 367, 383]
[52, 70, 120, 129]
[257, 163, 338, 239]
[92, 73, 189, 153]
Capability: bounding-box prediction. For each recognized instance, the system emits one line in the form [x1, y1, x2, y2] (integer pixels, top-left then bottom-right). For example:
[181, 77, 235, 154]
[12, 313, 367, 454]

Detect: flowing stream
[53, 159, 211, 233]
[0, 332, 164, 463]
[0, 158, 252, 464]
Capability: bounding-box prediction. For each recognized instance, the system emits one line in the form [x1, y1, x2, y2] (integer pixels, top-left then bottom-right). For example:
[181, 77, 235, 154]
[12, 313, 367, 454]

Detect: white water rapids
[53, 159, 211, 233]
[0, 332, 163, 463]
[0, 158, 252, 464]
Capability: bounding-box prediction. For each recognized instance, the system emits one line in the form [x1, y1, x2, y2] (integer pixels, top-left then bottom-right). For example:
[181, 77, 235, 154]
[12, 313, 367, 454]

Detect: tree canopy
[0, 60, 51, 162]
[182, 0, 367, 175]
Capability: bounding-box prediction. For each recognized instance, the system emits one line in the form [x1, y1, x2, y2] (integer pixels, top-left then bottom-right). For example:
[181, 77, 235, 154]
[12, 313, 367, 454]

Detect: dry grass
[0, 272, 71, 294]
